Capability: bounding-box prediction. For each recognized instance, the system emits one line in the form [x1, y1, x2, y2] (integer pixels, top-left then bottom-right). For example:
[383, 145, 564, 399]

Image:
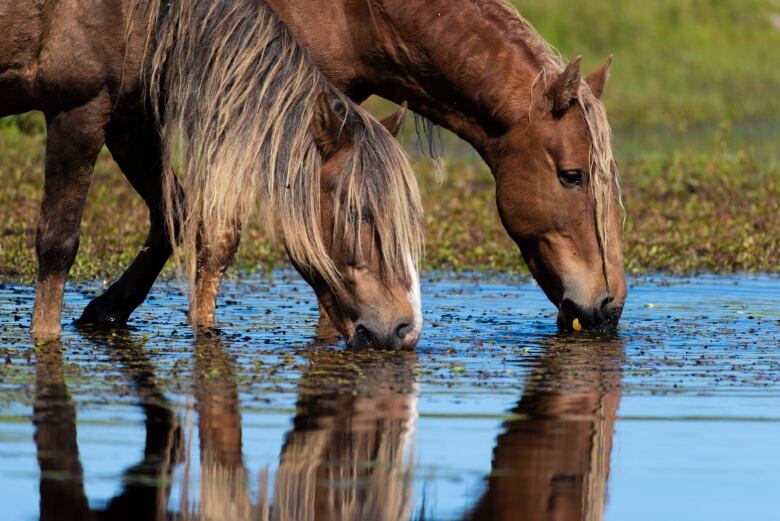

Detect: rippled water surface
[1, 274, 779, 521]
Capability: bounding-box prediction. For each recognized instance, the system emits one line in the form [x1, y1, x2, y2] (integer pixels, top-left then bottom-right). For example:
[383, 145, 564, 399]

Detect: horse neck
[365, 0, 546, 168]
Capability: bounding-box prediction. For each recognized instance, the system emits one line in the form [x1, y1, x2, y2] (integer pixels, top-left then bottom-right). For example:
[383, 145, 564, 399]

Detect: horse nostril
[353, 324, 378, 349]
[560, 298, 579, 316]
[601, 295, 615, 310]
[395, 321, 413, 340]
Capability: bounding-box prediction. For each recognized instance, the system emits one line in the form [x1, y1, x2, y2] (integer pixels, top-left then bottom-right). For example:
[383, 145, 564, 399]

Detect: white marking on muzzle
[407, 254, 423, 340]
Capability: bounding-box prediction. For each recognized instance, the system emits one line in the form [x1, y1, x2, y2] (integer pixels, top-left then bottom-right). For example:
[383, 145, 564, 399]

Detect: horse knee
[197, 223, 241, 272]
[35, 229, 80, 275]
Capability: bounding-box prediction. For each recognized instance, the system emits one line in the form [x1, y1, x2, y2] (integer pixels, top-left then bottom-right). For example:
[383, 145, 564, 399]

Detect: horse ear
[549, 55, 582, 113]
[380, 101, 408, 137]
[312, 93, 351, 158]
[586, 55, 613, 99]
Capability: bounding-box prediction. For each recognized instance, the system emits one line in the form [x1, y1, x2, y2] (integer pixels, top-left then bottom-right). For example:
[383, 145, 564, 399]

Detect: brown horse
[259, 0, 629, 332]
[0, 0, 425, 348]
[94, 0, 626, 333]
[3, 0, 625, 335]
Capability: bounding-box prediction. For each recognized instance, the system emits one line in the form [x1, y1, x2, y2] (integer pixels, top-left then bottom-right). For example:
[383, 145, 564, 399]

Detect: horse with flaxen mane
[0, 0, 424, 349]
[227, 0, 628, 332]
[64, 0, 627, 333]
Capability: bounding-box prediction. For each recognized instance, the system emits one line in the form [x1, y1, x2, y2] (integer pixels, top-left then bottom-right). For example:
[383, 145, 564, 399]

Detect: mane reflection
[176, 328, 420, 521]
[272, 344, 419, 521]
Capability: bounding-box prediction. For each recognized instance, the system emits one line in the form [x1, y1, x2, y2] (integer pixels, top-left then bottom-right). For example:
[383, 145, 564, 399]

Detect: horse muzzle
[346, 319, 419, 350]
[557, 294, 623, 333]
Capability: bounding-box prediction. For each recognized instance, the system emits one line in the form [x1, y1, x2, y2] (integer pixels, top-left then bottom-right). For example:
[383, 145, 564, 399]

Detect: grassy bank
[1, 118, 778, 284]
[511, 0, 780, 128]
[2, 0, 780, 282]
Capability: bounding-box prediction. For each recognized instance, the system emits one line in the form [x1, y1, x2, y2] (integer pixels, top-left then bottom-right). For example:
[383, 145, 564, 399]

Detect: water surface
[1, 274, 778, 520]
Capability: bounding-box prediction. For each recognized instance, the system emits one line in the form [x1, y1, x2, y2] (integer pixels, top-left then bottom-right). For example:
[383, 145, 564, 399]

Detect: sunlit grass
[1, 118, 777, 283]
[511, 0, 780, 128]
[2, 0, 779, 281]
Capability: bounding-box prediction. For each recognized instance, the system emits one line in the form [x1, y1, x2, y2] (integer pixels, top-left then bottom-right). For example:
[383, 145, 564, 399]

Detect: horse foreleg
[77, 121, 180, 327]
[189, 222, 242, 328]
[31, 94, 109, 338]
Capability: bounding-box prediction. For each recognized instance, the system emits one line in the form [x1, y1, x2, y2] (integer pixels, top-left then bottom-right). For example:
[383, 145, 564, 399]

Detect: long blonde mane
[130, 0, 423, 295]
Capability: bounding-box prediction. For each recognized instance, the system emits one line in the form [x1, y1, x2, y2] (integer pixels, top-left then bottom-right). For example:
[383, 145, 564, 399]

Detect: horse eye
[558, 169, 583, 187]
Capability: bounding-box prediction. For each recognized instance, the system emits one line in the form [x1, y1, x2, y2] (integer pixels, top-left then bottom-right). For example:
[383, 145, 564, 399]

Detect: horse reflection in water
[31, 329, 416, 521]
[34, 340, 91, 521]
[465, 339, 624, 521]
[186, 334, 254, 521]
[175, 328, 418, 521]
[33, 335, 180, 521]
[179, 335, 622, 521]
[32, 331, 621, 520]
[271, 327, 417, 521]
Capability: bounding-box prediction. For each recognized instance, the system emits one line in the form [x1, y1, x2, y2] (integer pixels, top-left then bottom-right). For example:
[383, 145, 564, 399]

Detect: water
[1, 273, 779, 521]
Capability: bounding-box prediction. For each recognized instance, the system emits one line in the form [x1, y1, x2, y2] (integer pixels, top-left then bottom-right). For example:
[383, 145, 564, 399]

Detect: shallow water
[1, 273, 779, 521]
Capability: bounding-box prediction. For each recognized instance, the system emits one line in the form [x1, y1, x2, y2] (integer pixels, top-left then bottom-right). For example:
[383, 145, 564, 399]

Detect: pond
[1, 274, 779, 520]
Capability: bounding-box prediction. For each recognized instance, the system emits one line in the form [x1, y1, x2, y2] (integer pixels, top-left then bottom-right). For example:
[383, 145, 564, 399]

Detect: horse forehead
[528, 110, 592, 158]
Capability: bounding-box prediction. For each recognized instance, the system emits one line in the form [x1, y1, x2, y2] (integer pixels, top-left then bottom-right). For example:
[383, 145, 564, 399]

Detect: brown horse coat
[0, 0, 425, 347]
[264, 0, 627, 330]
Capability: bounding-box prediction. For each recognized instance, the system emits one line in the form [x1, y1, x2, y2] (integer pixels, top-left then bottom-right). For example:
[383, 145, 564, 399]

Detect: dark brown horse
[109, 0, 627, 333]
[0, 0, 425, 348]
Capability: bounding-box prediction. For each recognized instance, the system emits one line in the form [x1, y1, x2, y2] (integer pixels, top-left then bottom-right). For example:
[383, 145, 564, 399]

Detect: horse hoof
[76, 300, 128, 328]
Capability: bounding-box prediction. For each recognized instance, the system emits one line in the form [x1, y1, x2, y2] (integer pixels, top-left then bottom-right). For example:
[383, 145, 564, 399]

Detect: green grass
[2, 0, 779, 281]
[1, 117, 778, 283]
[511, 0, 780, 128]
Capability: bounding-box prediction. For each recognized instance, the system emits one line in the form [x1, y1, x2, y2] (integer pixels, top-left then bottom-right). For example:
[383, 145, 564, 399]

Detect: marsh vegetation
[2, 0, 779, 281]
